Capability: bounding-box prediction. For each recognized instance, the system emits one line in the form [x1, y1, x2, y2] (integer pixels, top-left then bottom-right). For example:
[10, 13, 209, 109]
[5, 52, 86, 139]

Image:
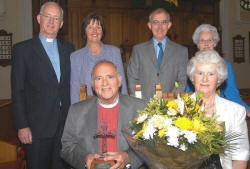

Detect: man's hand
[85, 154, 102, 169]
[18, 127, 32, 144]
[104, 152, 129, 169]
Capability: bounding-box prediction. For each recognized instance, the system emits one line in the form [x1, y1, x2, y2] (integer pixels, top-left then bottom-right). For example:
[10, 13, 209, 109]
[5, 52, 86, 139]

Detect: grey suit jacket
[127, 38, 188, 101]
[61, 94, 146, 169]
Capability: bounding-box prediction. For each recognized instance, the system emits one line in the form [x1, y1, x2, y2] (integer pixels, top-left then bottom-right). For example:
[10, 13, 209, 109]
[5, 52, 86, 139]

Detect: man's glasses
[198, 39, 214, 44]
[151, 20, 169, 25]
[40, 13, 62, 22]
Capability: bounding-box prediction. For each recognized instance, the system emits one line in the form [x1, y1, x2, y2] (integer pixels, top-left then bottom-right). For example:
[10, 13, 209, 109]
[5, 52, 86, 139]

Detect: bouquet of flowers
[123, 93, 237, 169]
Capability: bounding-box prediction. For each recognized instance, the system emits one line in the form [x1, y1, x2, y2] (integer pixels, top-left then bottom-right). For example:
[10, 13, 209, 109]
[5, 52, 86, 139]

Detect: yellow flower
[192, 118, 206, 133]
[167, 101, 178, 109]
[182, 94, 190, 103]
[133, 123, 146, 139]
[194, 104, 202, 113]
[167, 101, 178, 115]
[185, 105, 193, 113]
[163, 115, 168, 119]
[174, 117, 193, 130]
[158, 128, 168, 138]
[175, 81, 179, 88]
[130, 92, 228, 155]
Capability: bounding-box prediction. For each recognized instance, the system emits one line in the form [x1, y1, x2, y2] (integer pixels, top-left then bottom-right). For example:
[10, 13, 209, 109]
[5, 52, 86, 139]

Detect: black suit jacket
[11, 35, 74, 139]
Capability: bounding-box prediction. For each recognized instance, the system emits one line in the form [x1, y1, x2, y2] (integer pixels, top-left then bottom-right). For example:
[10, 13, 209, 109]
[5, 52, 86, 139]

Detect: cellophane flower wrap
[123, 93, 235, 169]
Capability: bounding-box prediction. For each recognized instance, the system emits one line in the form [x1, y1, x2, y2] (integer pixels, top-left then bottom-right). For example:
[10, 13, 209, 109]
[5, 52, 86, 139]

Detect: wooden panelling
[66, 0, 220, 58]
[68, 7, 83, 49]
[0, 141, 17, 163]
[0, 100, 15, 140]
[67, 8, 152, 49]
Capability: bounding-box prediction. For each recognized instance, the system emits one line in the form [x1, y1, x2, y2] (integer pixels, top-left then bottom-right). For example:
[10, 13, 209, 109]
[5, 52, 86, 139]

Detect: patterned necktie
[157, 42, 164, 69]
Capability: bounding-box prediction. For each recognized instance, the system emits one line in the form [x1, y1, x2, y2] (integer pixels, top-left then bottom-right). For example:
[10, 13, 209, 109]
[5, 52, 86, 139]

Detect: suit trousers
[26, 108, 66, 169]
[26, 136, 65, 169]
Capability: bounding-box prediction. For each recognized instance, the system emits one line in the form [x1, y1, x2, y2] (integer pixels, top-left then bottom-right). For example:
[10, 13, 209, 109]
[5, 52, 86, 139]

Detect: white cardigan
[192, 94, 249, 169]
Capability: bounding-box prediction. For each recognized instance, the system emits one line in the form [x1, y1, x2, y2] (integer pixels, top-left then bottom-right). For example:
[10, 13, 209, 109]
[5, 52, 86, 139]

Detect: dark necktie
[158, 42, 163, 69]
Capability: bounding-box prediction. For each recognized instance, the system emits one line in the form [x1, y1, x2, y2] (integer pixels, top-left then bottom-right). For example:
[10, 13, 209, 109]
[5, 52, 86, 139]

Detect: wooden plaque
[0, 29, 12, 66]
[90, 159, 115, 169]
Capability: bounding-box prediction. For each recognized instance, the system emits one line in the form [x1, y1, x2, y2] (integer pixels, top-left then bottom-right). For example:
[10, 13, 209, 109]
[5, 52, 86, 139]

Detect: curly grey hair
[187, 50, 227, 88]
[192, 24, 220, 46]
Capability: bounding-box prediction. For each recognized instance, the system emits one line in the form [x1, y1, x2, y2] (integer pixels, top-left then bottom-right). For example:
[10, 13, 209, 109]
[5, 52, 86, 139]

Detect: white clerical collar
[46, 38, 54, 43]
[98, 95, 119, 108]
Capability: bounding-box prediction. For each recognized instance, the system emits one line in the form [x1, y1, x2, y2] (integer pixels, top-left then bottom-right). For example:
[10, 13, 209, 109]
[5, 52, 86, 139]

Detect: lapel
[214, 94, 224, 119]
[87, 97, 100, 153]
[147, 39, 158, 69]
[32, 36, 59, 83]
[160, 38, 172, 71]
[57, 39, 66, 84]
[117, 95, 129, 150]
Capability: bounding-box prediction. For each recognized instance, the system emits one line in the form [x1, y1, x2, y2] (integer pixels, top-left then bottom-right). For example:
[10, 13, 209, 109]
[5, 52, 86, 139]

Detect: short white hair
[40, 2, 64, 19]
[149, 8, 171, 22]
[192, 24, 220, 45]
[187, 50, 227, 88]
[91, 60, 121, 82]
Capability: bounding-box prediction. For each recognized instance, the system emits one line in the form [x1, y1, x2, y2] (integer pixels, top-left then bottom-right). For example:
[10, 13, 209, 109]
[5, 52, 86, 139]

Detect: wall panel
[66, 0, 220, 61]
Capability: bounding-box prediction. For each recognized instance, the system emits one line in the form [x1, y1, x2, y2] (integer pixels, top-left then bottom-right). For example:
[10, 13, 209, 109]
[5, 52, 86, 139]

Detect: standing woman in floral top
[70, 13, 128, 104]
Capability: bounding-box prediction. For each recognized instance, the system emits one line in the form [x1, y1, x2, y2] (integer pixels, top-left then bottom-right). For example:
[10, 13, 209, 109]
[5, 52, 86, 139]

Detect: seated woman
[70, 13, 128, 104]
[187, 50, 249, 169]
[186, 24, 250, 116]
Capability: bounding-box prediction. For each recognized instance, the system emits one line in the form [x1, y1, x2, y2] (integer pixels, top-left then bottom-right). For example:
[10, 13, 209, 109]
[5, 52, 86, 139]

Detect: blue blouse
[185, 61, 250, 110]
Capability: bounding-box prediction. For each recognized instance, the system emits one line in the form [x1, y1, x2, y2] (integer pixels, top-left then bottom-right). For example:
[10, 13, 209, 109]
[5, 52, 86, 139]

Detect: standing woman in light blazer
[70, 13, 128, 104]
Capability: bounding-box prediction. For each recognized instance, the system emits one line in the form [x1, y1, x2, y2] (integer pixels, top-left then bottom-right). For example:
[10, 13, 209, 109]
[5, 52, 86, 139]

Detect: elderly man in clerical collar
[61, 60, 146, 169]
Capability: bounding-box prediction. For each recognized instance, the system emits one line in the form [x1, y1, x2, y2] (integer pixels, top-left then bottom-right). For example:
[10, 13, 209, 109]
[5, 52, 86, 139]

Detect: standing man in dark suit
[11, 2, 74, 169]
[127, 8, 188, 100]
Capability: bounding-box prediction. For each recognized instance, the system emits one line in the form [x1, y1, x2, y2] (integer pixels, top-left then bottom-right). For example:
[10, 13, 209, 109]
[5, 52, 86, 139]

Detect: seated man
[61, 60, 146, 169]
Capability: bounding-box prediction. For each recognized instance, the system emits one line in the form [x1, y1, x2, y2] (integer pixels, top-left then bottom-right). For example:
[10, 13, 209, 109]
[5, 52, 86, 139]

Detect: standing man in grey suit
[61, 61, 146, 169]
[11, 2, 74, 169]
[127, 8, 188, 100]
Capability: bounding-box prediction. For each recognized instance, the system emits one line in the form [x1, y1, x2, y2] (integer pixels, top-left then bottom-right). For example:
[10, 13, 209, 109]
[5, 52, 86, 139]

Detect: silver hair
[40, 2, 64, 20]
[187, 50, 228, 88]
[149, 8, 171, 22]
[91, 60, 121, 83]
[192, 24, 220, 45]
